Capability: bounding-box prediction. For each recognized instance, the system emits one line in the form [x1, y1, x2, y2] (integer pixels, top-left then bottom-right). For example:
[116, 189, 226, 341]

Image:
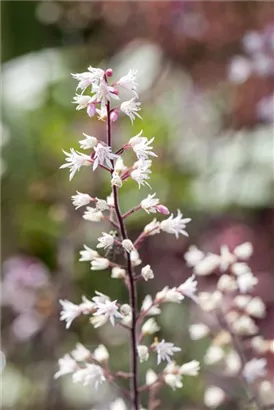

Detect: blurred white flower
[141, 193, 159, 213]
[204, 345, 225, 365]
[95, 198, 109, 211]
[111, 266, 126, 279]
[243, 358, 267, 383]
[144, 218, 161, 236]
[217, 274, 237, 292]
[228, 56, 252, 83]
[79, 245, 99, 262]
[54, 354, 77, 379]
[72, 363, 105, 389]
[224, 350, 241, 376]
[83, 207, 103, 222]
[194, 254, 220, 276]
[164, 372, 183, 390]
[179, 360, 200, 376]
[160, 210, 191, 239]
[141, 265, 154, 281]
[146, 369, 158, 385]
[178, 275, 198, 301]
[97, 233, 115, 250]
[184, 245, 204, 267]
[189, 323, 210, 340]
[231, 262, 251, 276]
[198, 291, 222, 312]
[60, 149, 91, 181]
[116, 69, 138, 95]
[122, 239, 135, 253]
[219, 245, 236, 271]
[204, 386, 225, 408]
[71, 191, 92, 209]
[142, 318, 160, 335]
[71, 343, 90, 362]
[90, 258, 110, 271]
[237, 271, 258, 293]
[59, 299, 82, 329]
[233, 242, 253, 260]
[137, 345, 149, 362]
[156, 286, 184, 303]
[131, 158, 152, 188]
[245, 297, 266, 318]
[154, 340, 181, 365]
[93, 344, 109, 363]
[141, 295, 161, 316]
[79, 133, 98, 150]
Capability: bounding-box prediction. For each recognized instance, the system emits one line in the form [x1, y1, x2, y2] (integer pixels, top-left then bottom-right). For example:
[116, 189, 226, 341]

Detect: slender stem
[106, 100, 139, 410]
[122, 205, 141, 219]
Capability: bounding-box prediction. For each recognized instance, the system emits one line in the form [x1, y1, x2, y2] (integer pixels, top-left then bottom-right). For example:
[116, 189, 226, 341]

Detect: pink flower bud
[156, 204, 170, 215]
[105, 68, 113, 77]
[111, 88, 119, 96]
[110, 110, 119, 122]
[87, 103, 96, 117]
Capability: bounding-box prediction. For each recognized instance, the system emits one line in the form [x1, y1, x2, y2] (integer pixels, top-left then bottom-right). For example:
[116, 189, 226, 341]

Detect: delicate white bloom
[234, 242, 253, 260]
[137, 345, 149, 362]
[122, 239, 135, 253]
[90, 258, 110, 271]
[79, 133, 98, 150]
[204, 345, 225, 365]
[79, 295, 96, 314]
[130, 249, 142, 266]
[129, 131, 157, 160]
[97, 233, 114, 250]
[93, 299, 122, 326]
[71, 67, 105, 91]
[72, 94, 93, 110]
[60, 149, 91, 181]
[79, 245, 99, 262]
[83, 207, 103, 222]
[71, 191, 92, 209]
[72, 363, 105, 389]
[93, 344, 109, 363]
[141, 223, 160, 241]
[106, 192, 114, 207]
[233, 295, 252, 309]
[164, 373, 183, 390]
[194, 254, 220, 276]
[156, 286, 184, 303]
[90, 315, 108, 328]
[231, 315, 258, 335]
[219, 245, 236, 271]
[245, 297, 266, 318]
[91, 79, 119, 108]
[141, 265, 154, 281]
[189, 323, 210, 340]
[250, 336, 268, 354]
[54, 354, 77, 379]
[154, 340, 181, 365]
[141, 295, 161, 316]
[160, 210, 191, 239]
[237, 271, 258, 293]
[228, 56, 252, 84]
[180, 360, 200, 376]
[131, 158, 152, 188]
[93, 143, 118, 171]
[59, 299, 82, 329]
[178, 275, 198, 301]
[142, 318, 160, 335]
[224, 350, 241, 376]
[217, 274, 237, 292]
[71, 343, 90, 362]
[184, 245, 204, 267]
[96, 105, 107, 121]
[111, 266, 126, 279]
[259, 380, 274, 406]
[110, 399, 127, 410]
[204, 386, 225, 408]
[198, 291, 222, 312]
[111, 172, 123, 188]
[116, 69, 138, 95]
[243, 358, 267, 383]
[146, 369, 158, 385]
[95, 198, 108, 211]
[141, 193, 160, 213]
[231, 262, 251, 276]
[120, 98, 142, 123]
[114, 157, 127, 174]
[120, 304, 132, 316]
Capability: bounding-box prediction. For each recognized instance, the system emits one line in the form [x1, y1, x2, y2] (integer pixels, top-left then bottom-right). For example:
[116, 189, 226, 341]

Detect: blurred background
[1, 1, 274, 409]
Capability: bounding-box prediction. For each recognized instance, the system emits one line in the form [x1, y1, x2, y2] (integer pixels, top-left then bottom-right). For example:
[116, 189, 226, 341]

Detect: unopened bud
[87, 103, 96, 117]
[156, 204, 169, 215]
[105, 68, 113, 77]
[110, 109, 119, 122]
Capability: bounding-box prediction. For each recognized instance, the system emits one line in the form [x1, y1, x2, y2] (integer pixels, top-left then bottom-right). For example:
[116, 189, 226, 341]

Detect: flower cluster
[56, 66, 197, 409]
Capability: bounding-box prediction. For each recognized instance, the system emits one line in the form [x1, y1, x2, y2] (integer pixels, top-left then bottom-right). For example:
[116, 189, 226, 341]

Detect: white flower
[194, 254, 220, 276]
[178, 275, 198, 301]
[179, 360, 200, 376]
[72, 363, 105, 389]
[71, 67, 105, 91]
[217, 274, 237, 292]
[116, 69, 138, 95]
[60, 149, 91, 181]
[59, 299, 82, 329]
[106, 192, 114, 207]
[90, 258, 110, 271]
[72, 94, 93, 110]
[137, 345, 149, 362]
[71, 343, 90, 362]
[120, 98, 142, 123]
[93, 143, 118, 170]
[233, 295, 251, 309]
[199, 291, 222, 312]
[237, 271, 258, 293]
[95, 198, 109, 211]
[111, 266, 126, 279]
[122, 239, 135, 253]
[141, 265, 154, 281]
[184, 245, 204, 267]
[130, 249, 142, 266]
[142, 318, 160, 335]
[245, 297, 266, 318]
[79, 245, 99, 262]
[156, 286, 184, 303]
[54, 354, 77, 379]
[114, 157, 127, 174]
[204, 386, 225, 408]
[204, 345, 225, 365]
[93, 299, 122, 326]
[231, 315, 258, 335]
[144, 218, 161, 236]
[234, 242, 253, 260]
[146, 369, 158, 385]
[243, 358, 267, 383]
[110, 399, 127, 410]
[250, 336, 268, 354]
[79, 133, 98, 150]
[91, 79, 119, 107]
[154, 340, 181, 365]
[224, 350, 241, 376]
[93, 344, 109, 362]
[164, 373, 183, 390]
[231, 262, 251, 276]
[79, 296, 96, 314]
[90, 315, 108, 328]
[129, 131, 157, 160]
[160, 210, 191, 239]
[219, 245, 236, 271]
[83, 207, 103, 222]
[71, 191, 92, 209]
[141, 295, 161, 316]
[141, 193, 160, 213]
[111, 172, 123, 188]
[228, 56, 252, 84]
[189, 323, 210, 340]
[131, 159, 152, 188]
[97, 233, 114, 250]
